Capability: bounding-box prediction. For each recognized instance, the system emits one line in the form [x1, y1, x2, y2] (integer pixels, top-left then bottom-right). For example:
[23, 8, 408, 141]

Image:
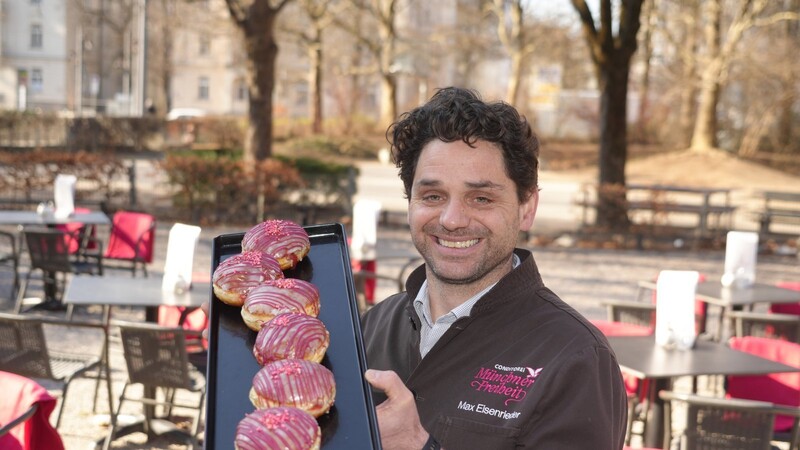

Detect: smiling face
[408, 139, 538, 293]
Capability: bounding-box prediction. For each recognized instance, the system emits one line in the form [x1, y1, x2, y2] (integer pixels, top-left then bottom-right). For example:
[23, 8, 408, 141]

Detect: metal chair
[83, 210, 156, 277]
[15, 228, 100, 314]
[0, 313, 111, 430]
[0, 230, 20, 300]
[104, 321, 205, 450]
[659, 390, 800, 450]
[0, 370, 65, 450]
[727, 336, 800, 437]
[729, 310, 800, 342]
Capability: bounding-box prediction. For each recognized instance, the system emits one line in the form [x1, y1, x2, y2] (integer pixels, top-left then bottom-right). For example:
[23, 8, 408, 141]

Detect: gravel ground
[1, 217, 798, 449]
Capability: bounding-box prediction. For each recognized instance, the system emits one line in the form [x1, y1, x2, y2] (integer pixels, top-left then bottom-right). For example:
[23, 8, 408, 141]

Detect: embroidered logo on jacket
[469, 364, 542, 406]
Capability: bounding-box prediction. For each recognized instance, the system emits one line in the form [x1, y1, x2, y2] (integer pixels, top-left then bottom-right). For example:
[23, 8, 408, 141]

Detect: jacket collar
[404, 248, 543, 317]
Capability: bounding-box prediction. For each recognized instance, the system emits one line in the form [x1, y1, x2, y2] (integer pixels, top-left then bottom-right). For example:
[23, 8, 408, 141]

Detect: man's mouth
[437, 238, 479, 249]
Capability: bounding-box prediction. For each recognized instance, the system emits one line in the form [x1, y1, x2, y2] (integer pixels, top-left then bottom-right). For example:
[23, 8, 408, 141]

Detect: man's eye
[422, 194, 442, 202]
[475, 196, 491, 204]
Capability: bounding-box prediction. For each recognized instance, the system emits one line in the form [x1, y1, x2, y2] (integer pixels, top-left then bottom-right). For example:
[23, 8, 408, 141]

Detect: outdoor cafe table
[607, 335, 800, 448]
[0, 210, 111, 226]
[639, 279, 800, 340]
[0, 210, 111, 304]
[63, 273, 210, 322]
[63, 273, 211, 445]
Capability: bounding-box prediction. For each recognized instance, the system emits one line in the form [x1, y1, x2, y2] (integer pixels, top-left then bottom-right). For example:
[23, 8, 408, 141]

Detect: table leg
[643, 378, 671, 448]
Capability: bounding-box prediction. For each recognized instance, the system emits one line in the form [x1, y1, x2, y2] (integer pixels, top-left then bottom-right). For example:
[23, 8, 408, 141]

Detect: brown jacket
[361, 249, 627, 449]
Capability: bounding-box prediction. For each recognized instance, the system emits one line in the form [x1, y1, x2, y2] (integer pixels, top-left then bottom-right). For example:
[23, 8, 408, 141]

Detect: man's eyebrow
[466, 180, 505, 190]
[414, 178, 441, 187]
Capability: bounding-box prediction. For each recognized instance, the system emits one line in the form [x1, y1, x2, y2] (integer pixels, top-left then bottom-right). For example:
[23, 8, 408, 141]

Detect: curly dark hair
[387, 87, 539, 203]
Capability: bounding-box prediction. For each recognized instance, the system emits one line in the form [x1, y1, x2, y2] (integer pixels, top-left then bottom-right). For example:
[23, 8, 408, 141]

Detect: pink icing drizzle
[253, 313, 329, 365]
[251, 359, 335, 412]
[235, 407, 319, 450]
[242, 220, 310, 260]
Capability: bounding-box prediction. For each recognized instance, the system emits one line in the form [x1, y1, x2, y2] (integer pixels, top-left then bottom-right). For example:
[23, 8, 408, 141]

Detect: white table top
[0, 210, 111, 226]
[64, 274, 211, 308]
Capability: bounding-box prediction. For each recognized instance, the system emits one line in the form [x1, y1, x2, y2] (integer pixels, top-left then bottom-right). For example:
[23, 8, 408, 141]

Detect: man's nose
[439, 200, 469, 230]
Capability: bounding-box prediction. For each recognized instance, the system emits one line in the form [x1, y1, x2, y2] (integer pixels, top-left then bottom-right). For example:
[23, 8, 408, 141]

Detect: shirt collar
[413, 253, 521, 325]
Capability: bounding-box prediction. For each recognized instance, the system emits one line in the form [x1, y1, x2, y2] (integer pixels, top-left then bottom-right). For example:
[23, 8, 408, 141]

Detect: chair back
[105, 211, 156, 263]
[117, 322, 193, 390]
[55, 207, 96, 254]
[0, 315, 54, 380]
[23, 230, 73, 274]
[727, 336, 800, 431]
[660, 390, 776, 450]
[161, 223, 201, 292]
[770, 282, 800, 315]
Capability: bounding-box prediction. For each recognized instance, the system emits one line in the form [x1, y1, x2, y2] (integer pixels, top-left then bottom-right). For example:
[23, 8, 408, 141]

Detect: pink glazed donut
[234, 406, 321, 450]
[242, 220, 310, 270]
[241, 278, 320, 332]
[212, 251, 284, 307]
[253, 313, 330, 365]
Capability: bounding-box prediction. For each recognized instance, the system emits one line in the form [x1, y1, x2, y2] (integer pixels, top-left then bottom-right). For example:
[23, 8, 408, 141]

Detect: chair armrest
[659, 390, 777, 410]
[728, 310, 800, 339]
[0, 403, 38, 437]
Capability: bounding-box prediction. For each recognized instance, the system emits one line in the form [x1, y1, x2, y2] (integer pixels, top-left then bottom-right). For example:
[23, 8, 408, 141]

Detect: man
[361, 87, 627, 449]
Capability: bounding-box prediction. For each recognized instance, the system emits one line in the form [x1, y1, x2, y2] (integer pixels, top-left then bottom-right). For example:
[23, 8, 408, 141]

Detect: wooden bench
[757, 190, 800, 236]
[577, 184, 736, 238]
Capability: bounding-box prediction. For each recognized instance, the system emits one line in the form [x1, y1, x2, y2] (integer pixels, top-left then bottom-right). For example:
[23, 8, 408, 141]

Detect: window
[30, 69, 43, 93]
[199, 36, 210, 55]
[236, 80, 247, 101]
[198, 76, 209, 100]
[31, 24, 43, 49]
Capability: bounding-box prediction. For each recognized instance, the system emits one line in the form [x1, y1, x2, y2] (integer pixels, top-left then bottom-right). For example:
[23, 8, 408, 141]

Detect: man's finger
[365, 369, 407, 402]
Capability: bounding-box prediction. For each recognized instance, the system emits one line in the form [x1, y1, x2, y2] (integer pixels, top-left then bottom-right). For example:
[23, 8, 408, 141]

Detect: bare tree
[225, 0, 294, 162]
[485, 0, 536, 106]
[281, 0, 339, 134]
[571, 0, 645, 230]
[335, 0, 401, 127]
[690, 0, 799, 151]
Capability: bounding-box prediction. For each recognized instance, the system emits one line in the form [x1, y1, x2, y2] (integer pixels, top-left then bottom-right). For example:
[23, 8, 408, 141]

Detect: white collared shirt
[413, 254, 521, 358]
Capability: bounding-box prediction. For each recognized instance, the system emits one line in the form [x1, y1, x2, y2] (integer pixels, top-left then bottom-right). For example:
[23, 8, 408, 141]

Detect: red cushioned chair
[55, 207, 97, 255]
[0, 371, 64, 450]
[727, 336, 800, 434]
[84, 210, 156, 277]
[591, 307, 654, 446]
[769, 282, 800, 315]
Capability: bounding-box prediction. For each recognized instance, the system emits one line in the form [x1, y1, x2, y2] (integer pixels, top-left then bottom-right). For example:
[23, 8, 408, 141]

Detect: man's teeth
[439, 238, 479, 248]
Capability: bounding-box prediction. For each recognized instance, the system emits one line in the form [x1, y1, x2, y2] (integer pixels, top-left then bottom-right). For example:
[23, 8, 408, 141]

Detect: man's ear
[519, 189, 539, 231]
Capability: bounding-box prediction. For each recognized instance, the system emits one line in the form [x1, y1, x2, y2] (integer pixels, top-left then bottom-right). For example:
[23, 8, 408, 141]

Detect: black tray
[205, 223, 381, 449]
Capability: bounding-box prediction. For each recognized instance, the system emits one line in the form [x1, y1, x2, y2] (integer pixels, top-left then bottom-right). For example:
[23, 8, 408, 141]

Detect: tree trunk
[243, 17, 278, 163]
[690, 0, 721, 152]
[596, 60, 631, 230]
[309, 39, 323, 134]
[690, 65, 721, 151]
[379, 73, 397, 127]
[507, 51, 523, 106]
[636, 0, 654, 141]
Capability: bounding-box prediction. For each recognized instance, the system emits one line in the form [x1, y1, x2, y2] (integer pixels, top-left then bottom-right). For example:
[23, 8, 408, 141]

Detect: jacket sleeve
[516, 344, 628, 449]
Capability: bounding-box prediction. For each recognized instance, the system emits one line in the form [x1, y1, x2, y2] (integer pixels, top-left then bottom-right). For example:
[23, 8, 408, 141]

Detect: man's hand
[365, 369, 430, 450]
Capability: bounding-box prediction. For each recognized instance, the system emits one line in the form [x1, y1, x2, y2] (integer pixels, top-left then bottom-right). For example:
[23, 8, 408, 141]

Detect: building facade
[0, 0, 76, 112]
